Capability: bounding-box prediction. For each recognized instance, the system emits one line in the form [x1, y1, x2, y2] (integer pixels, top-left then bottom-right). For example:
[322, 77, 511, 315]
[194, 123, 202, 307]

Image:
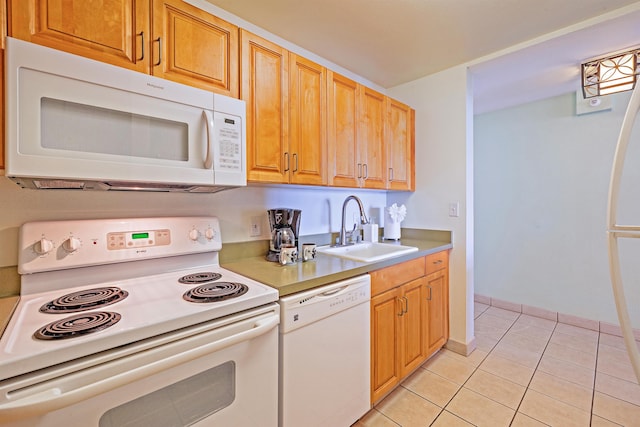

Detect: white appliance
[607, 82, 640, 383]
[5, 37, 246, 192]
[0, 217, 279, 426]
[278, 275, 371, 427]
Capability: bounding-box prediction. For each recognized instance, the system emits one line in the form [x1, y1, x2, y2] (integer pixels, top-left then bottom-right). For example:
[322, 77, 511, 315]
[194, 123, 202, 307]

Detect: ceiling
[204, 0, 640, 113]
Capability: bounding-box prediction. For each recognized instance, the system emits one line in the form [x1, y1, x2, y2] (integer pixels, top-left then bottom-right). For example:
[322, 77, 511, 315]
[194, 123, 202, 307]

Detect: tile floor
[354, 302, 640, 426]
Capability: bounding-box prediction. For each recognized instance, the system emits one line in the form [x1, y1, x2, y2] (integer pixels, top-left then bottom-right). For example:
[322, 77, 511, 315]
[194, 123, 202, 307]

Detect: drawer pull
[433, 260, 443, 265]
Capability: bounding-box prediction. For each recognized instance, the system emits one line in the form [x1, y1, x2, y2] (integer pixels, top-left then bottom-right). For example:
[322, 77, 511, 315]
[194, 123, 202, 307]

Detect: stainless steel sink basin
[316, 242, 418, 263]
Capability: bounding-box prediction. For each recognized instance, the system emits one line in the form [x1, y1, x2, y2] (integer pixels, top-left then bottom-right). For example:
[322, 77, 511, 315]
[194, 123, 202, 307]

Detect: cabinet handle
[403, 296, 408, 314]
[292, 153, 298, 173]
[137, 32, 144, 61]
[357, 163, 362, 179]
[433, 260, 443, 265]
[397, 297, 404, 317]
[389, 167, 393, 182]
[363, 163, 368, 179]
[427, 286, 432, 301]
[154, 37, 162, 66]
[284, 152, 290, 172]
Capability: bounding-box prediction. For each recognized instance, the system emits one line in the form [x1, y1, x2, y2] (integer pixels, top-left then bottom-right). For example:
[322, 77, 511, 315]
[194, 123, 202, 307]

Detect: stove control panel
[18, 217, 223, 274]
[107, 229, 171, 250]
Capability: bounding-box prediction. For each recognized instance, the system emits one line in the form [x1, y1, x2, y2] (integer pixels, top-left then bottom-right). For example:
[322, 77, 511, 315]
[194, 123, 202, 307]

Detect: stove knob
[34, 238, 54, 255]
[188, 229, 200, 241]
[205, 227, 216, 240]
[62, 236, 81, 253]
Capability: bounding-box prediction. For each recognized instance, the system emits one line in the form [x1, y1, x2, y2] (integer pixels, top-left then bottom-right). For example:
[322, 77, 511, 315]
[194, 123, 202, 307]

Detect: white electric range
[0, 217, 279, 427]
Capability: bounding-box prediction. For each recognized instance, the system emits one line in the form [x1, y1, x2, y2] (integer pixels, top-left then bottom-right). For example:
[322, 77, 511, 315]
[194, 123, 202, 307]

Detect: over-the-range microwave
[4, 37, 246, 192]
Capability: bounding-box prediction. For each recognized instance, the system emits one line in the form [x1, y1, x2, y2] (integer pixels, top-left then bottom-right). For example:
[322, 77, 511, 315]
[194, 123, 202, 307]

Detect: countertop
[222, 229, 452, 297]
[0, 229, 452, 337]
[0, 296, 19, 338]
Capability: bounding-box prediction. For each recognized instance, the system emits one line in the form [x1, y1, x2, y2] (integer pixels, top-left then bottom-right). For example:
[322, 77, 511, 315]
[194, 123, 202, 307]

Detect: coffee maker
[266, 208, 301, 262]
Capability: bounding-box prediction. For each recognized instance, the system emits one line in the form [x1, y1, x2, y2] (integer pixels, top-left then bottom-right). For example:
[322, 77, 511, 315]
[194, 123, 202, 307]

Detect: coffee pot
[266, 208, 301, 262]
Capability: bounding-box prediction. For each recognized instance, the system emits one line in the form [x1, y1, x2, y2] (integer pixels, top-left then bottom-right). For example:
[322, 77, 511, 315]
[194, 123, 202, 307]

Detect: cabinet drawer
[371, 257, 425, 296]
[425, 251, 448, 275]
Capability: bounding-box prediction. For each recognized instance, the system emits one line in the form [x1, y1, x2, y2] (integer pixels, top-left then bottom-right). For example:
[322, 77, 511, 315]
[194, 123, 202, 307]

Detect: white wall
[0, 176, 386, 267]
[474, 90, 640, 327]
[387, 65, 475, 351]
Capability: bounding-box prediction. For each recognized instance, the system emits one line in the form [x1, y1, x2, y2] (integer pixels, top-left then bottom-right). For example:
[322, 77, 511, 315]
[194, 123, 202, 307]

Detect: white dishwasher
[278, 274, 371, 427]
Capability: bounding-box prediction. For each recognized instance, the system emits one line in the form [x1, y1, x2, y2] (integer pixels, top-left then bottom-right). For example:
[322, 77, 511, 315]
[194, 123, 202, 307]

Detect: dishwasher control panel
[278, 274, 371, 333]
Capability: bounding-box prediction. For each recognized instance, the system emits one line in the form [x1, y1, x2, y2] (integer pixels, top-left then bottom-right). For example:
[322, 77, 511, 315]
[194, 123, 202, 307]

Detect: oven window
[98, 361, 235, 427]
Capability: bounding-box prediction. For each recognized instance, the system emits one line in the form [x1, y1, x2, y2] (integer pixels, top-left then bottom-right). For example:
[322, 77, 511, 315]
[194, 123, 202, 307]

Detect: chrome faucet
[338, 195, 369, 246]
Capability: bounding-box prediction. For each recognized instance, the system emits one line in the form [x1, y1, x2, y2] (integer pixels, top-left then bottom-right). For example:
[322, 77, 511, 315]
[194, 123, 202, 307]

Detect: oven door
[0, 304, 279, 427]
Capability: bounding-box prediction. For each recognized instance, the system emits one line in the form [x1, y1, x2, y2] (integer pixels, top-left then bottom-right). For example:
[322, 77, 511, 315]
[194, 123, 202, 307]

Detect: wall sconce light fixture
[582, 48, 639, 98]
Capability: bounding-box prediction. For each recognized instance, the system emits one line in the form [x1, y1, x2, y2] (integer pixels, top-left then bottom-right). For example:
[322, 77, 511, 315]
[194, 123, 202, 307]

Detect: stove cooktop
[0, 264, 277, 381]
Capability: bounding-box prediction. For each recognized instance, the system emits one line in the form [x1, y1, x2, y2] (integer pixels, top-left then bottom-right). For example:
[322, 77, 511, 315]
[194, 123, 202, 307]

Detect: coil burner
[34, 311, 122, 340]
[39, 287, 128, 314]
[178, 272, 222, 284]
[183, 282, 249, 303]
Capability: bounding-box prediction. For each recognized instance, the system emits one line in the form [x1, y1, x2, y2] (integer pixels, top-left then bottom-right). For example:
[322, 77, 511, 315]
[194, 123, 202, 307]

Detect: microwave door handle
[202, 110, 214, 169]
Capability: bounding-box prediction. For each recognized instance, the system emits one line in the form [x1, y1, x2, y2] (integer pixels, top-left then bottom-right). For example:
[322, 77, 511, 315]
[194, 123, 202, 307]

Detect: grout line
[507, 316, 558, 426]
[590, 332, 600, 427]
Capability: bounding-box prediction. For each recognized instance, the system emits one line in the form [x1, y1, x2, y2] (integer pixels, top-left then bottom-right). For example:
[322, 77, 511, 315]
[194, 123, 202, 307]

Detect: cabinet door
[0, 0, 5, 170]
[425, 268, 449, 357]
[399, 278, 427, 377]
[240, 30, 289, 183]
[359, 86, 387, 189]
[9, 0, 149, 73]
[386, 98, 415, 191]
[371, 288, 401, 404]
[151, 0, 238, 97]
[327, 71, 359, 188]
[289, 54, 326, 185]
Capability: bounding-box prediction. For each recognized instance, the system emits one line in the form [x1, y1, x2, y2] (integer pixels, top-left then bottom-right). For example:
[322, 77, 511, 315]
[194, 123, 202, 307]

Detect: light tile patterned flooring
[354, 303, 640, 426]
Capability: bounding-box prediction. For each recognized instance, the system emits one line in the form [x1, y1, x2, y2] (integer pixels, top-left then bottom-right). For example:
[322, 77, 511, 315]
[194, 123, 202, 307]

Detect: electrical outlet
[250, 216, 262, 237]
[448, 202, 460, 217]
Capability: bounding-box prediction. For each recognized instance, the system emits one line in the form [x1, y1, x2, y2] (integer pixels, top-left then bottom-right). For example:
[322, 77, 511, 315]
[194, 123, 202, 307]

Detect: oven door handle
[0, 314, 279, 422]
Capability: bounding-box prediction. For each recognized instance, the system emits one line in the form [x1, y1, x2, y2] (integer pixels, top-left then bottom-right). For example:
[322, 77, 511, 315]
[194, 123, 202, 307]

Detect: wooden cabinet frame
[370, 252, 449, 404]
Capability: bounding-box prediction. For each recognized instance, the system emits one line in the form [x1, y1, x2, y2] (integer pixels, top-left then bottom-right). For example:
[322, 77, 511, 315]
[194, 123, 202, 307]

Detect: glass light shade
[582, 50, 638, 98]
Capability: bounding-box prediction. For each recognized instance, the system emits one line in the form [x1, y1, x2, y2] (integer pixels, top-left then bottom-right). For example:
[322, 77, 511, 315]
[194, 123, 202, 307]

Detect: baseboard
[474, 293, 640, 338]
[445, 337, 476, 356]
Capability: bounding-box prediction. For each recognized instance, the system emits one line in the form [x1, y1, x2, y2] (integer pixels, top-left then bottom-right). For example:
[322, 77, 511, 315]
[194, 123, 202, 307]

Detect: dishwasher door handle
[320, 285, 350, 296]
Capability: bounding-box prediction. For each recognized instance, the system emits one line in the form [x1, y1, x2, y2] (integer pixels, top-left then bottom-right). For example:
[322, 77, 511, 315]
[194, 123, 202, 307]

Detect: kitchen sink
[316, 242, 419, 263]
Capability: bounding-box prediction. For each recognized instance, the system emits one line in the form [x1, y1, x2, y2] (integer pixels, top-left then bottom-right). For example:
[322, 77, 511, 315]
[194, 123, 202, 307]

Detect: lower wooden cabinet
[370, 251, 449, 404]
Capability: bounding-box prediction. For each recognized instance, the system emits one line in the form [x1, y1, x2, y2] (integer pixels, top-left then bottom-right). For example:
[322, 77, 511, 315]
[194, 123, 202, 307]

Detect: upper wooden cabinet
[328, 73, 413, 190]
[151, 0, 238, 96]
[288, 53, 326, 185]
[359, 86, 387, 189]
[9, 0, 150, 73]
[328, 72, 387, 189]
[8, 0, 239, 97]
[241, 30, 289, 183]
[327, 71, 359, 188]
[386, 98, 415, 191]
[242, 31, 326, 185]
